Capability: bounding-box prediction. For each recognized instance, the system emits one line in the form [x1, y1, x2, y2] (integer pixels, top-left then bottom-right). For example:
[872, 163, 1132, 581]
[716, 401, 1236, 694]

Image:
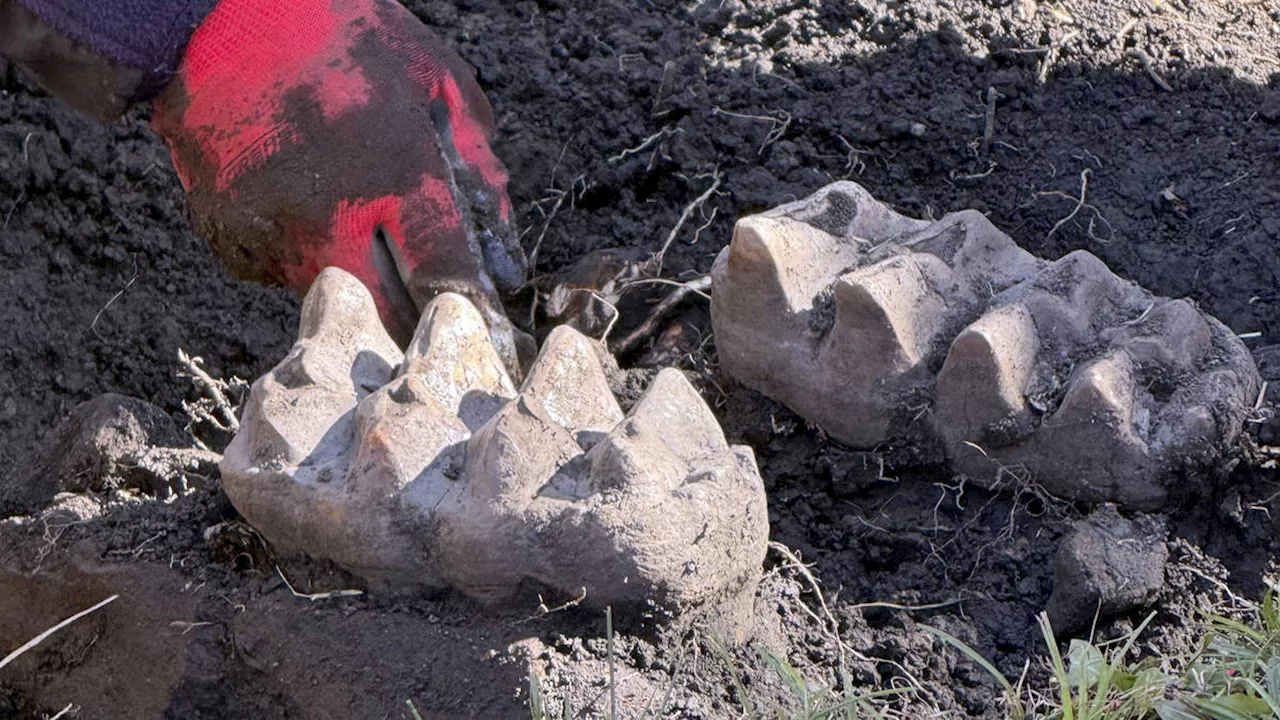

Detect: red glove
[150, 0, 528, 366]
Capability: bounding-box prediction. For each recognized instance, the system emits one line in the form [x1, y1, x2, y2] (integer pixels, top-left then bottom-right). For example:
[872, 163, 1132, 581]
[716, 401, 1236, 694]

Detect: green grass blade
[1190, 694, 1272, 719]
[1037, 612, 1074, 720]
[1156, 699, 1201, 720]
[527, 666, 545, 720]
[1211, 616, 1268, 646]
[606, 607, 617, 720]
[1264, 659, 1280, 708]
[923, 624, 1025, 719]
[1068, 639, 1105, 716]
[921, 625, 1013, 694]
[1244, 678, 1280, 716]
[1087, 610, 1158, 717]
[707, 633, 757, 718]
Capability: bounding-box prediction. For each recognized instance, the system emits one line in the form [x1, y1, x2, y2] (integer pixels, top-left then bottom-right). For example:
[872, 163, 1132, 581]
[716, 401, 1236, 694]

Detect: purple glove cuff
[15, 0, 220, 98]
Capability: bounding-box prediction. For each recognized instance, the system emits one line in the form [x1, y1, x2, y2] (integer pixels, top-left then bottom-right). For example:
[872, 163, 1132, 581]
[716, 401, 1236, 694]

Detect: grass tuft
[524, 586, 1280, 719]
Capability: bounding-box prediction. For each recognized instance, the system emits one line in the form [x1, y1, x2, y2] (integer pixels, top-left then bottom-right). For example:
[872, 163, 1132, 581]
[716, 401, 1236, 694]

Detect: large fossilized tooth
[712, 181, 1041, 449]
[222, 269, 768, 635]
[936, 251, 1259, 509]
[712, 181, 1261, 510]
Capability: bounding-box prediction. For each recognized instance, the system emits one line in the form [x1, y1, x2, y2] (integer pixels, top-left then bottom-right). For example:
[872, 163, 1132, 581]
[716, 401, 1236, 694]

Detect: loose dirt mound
[1, 0, 1277, 717]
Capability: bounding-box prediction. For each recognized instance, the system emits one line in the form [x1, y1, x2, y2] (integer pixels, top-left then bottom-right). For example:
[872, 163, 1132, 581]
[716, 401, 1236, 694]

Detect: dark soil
[2, 0, 1279, 717]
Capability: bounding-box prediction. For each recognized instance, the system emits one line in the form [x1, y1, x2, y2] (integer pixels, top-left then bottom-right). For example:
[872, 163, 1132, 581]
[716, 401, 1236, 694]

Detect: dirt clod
[0, 393, 192, 515]
[1047, 505, 1170, 635]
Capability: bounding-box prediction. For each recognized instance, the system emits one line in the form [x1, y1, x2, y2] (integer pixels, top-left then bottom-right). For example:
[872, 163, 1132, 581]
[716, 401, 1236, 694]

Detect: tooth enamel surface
[712, 181, 1261, 510]
[222, 270, 768, 633]
[935, 304, 1039, 448]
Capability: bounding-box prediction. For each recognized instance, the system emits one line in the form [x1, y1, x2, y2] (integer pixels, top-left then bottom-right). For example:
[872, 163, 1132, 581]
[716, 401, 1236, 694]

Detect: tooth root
[520, 326, 623, 434]
[826, 254, 950, 373]
[936, 304, 1039, 448]
[401, 292, 517, 429]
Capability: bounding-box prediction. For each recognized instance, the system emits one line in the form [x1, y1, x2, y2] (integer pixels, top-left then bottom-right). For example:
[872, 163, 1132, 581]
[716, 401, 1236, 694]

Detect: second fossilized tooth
[712, 181, 1260, 510]
[222, 268, 769, 634]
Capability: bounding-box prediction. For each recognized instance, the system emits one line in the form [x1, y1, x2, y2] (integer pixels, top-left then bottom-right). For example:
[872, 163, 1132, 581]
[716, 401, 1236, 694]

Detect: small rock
[1046, 506, 1168, 635]
[43, 492, 104, 523]
[1, 394, 192, 516]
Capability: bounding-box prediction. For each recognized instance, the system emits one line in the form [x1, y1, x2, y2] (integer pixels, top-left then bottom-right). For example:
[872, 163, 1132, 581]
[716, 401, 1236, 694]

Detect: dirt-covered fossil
[711, 181, 1260, 510]
[221, 268, 768, 633]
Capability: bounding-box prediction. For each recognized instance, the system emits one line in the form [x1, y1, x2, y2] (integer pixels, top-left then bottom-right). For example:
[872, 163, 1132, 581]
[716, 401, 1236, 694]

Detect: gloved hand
[3, 0, 530, 370]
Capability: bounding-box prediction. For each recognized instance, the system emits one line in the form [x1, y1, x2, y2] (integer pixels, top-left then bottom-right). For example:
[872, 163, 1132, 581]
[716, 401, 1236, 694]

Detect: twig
[611, 276, 711, 355]
[1186, 566, 1257, 611]
[597, 293, 622, 343]
[1127, 49, 1174, 92]
[651, 171, 724, 275]
[606, 607, 618, 720]
[106, 531, 164, 558]
[517, 587, 588, 624]
[652, 60, 676, 116]
[525, 136, 584, 275]
[950, 162, 998, 182]
[3, 189, 24, 229]
[980, 86, 1002, 157]
[1113, 18, 1139, 46]
[769, 541, 847, 670]
[546, 287, 621, 343]
[608, 127, 678, 164]
[527, 191, 567, 276]
[178, 349, 241, 433]
[1038, 31, 1079, 83]
[689, 206, 719, 245]
[837, 136, 883, 177]
[0, 594, 119, 671]
[850, 599, 964, 612]
[711, 107, 792, 153]
[169, 621, 215, 635]
[275, 566, 364, 602]
[1043, 168, 1092, 239]
[90, 257, 140, 341]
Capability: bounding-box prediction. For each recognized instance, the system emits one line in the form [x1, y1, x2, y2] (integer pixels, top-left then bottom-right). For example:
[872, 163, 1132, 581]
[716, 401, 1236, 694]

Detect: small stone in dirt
[1, 393, 193, 516]
[42, 492, 105, 523]
[1046, 505, 1169, 635]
